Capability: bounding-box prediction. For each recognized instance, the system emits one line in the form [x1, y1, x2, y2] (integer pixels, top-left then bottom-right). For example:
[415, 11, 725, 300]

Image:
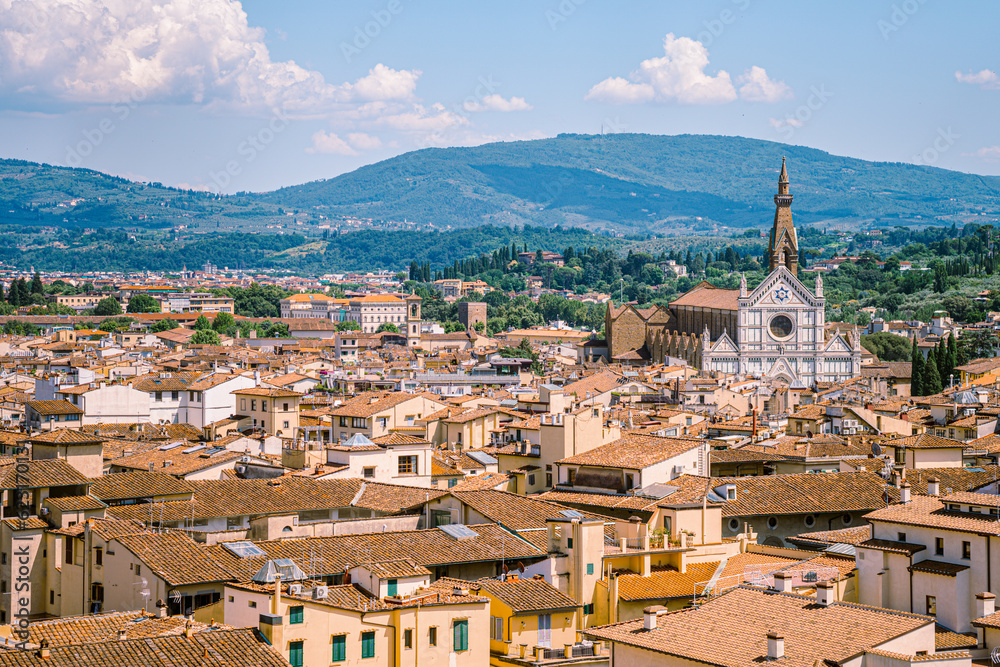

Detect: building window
[767, 517, 778, 530]
[963, 541, 971, 559]
[95, 547, 103, 566]
[251, 400, 257, 411]
[249, 600, 257, 608]
[388, 579, 398, 597]
[490, 616, 504, 641]
[935, 537, 944, 556]
[171, 391, 178, 401]
[289, 640, 304, 667]
[528, 474, 535, 486]
[289, 605, 304, 624]
[428, 626, 437, 646]
[926, 596, 936, 616]
[332, 635, 347, 662]
[398, 456, 417, 475]
[586, 563, 594, 575]
[241, 399, 246, 411]
[453, 619, 469, 652]
[361, 631, 376, 659]
[403, 629, 413, 649]
[898, 532, 906, 543]
[363, 467, 376, 479]
[584, 603, 594, 614]
[155, 391, 162, 402]
[283, 403, 289, 412]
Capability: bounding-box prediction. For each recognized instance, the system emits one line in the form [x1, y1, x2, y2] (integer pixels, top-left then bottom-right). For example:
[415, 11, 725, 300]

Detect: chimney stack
[766, 632, 784, 660]
[899, 482, 911, 504]
[977, 592, 996, 619]
[272, 572, 282, 615]
[156, 599, 167, 618]
[816, 581, 834, 607]
[772, 571, 793, 593]
[643, 605, 664, 631]
[927, 477, 940, 497]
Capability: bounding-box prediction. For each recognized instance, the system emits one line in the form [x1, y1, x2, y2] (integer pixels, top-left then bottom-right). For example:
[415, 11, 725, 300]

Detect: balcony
[603, 533, 688, 555]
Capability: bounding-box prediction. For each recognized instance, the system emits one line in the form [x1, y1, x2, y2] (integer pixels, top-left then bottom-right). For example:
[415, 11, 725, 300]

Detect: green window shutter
[289, 641, 304, 667]
[387, 579, 398, 596]
[332, 635, 346, 662]
[362, 631, 375, 658]
[454, 619, 468, 651]
[289, 605, 304, 624]
[586, 563, 594, 575]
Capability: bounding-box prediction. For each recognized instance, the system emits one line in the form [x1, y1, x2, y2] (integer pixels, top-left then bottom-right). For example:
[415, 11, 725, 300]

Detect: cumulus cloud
[737, 66, 793, 103]
[769, 117, 804, 129]
[586, 34, 791, 105]
[967, 146, 1000, 161]
[463, 94, 533, 112]
[306, 131, 358, 155]
[586, 34, 736, 105]
[346, 132, 383, 150]
[0, 0, 424, 114]
[955, 69, 1000, 89]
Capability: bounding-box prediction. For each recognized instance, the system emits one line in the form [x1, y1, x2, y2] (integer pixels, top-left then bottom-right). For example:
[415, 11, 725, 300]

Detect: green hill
[256, 133, 1000, 231]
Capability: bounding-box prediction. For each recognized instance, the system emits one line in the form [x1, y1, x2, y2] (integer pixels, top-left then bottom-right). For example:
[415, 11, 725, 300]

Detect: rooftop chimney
[156, 599, 167, 618]
[816, 581, 834, 607]
[117, 628, 127, 641]
[766, 632, 784, 660]
[772, 571, 793, 593]
[899, 482, 911, 504]
[927, 477, 940, 497]
[977, 592, 996, 619]
[643, 605, 664, 631]
[272, 573, 282, 615]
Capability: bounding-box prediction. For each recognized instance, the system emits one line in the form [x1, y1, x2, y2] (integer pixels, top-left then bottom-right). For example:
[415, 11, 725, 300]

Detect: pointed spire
[779, 156, 788, 184]
[815, 272, 823, 297]
[739, 273, 747, 298]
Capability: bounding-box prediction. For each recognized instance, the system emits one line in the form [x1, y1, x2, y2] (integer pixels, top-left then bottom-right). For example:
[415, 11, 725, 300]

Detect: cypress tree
[924, 347, 943, 395]
[30, 271, 43, 295]
[936, 339, 948, 381]
[911, 337, 924, 396]
[948, 334, 959, 375]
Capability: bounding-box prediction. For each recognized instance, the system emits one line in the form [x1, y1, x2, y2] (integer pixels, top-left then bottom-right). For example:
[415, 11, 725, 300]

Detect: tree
[191, 329, 220, 345]
[911, 337, 924, 396]
[375, 322, 399, 333]
[336, 320, 361, 332]
[861, 332, 912, 362]
[30, 271, 43, 295]
[923, 347, 943, 395]
[127, 294, 161, 313]
[212, 312, 236, 333]
[94, 296, 123, 316]
[948, 334, 959, 375]
[151, 318, 178, 332]
[193, 314, 212, 330]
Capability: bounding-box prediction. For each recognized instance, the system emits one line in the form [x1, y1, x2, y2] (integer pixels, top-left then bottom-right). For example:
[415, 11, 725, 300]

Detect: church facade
[605, 159, 862, 387]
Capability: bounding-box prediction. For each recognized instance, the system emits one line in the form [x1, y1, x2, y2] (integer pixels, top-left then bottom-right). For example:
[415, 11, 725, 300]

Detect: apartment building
[280, 293, 348, 320]
[231, 387, 303, 438]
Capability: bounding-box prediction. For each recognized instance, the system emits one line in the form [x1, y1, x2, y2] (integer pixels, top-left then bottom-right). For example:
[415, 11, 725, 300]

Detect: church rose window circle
[769, 314, 794, 338]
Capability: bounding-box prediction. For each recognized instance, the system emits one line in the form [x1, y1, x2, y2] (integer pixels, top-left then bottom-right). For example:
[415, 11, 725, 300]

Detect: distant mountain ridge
[1, 134, 999, 234]
[256, 133, 1000, 231]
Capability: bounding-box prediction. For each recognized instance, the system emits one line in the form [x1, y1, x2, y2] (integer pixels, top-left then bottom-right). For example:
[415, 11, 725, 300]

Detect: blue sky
[0, 0, 996, 193]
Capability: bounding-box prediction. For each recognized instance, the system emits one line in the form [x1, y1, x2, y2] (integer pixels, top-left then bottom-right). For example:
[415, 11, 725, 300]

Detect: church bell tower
[769, 157, 798, 275]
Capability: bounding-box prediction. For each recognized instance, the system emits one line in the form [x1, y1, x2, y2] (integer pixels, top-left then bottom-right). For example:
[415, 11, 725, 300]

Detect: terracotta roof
[90, 471, 197, 502]
[865, 493, 1000, 536]
[231, 386, 303, 398]
[884, 433, 966, 449]
[25, 400, 83, 416]
[0, 628, 287, 667]
[115, 531, 233, 586]
[24, 611, 216, 647]
[0, 458, 89, 489]
[43, 495, 107, 512]
[669, 281, 740, 311]
[443, 575, 579, 613]
[557, 434, 703, 469]
[449, 472, 510, 491]
[584, 585, 931, 666]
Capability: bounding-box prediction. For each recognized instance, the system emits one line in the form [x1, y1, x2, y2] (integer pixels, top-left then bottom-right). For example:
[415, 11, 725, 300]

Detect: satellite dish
[991, 646, 1000, 665]
[871, 442, 882, 457]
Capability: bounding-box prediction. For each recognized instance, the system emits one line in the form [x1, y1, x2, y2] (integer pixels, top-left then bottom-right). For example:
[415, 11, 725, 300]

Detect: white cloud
[585, 34, 736, 105]
[463, 94, 533, 112]
[585, 34, 792, 105]
[769, 117, 804, 129]
[956, 69, 1000, 89]
[0, 0, 425, 115]
[968, 146, 1000, 161]
[306, 131, 357, 155]
[346, 132, 383, 150]
[376, 104, 470, 133]
[737, 66, 793, 103]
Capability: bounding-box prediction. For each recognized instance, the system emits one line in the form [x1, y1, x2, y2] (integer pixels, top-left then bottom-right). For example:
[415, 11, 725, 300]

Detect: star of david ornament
[774, 287, 790, 303]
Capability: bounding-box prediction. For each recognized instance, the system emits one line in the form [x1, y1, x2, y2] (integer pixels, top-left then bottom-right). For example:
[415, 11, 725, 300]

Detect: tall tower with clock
[701, 159, 861, 386]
